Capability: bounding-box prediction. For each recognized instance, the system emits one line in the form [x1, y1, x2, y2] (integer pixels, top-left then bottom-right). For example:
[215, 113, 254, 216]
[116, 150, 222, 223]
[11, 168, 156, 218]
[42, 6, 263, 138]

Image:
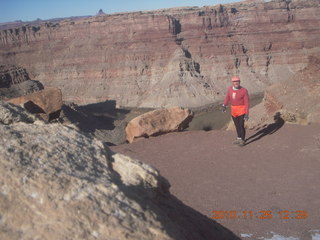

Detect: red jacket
[223, 86, 249, 117]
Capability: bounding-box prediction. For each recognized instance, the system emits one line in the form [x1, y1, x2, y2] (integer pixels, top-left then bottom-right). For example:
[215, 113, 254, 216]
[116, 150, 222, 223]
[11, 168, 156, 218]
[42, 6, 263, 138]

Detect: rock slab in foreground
[125, 107, 194, 143]
[0, 109, 239, 240]
[6, 87, 62, 121]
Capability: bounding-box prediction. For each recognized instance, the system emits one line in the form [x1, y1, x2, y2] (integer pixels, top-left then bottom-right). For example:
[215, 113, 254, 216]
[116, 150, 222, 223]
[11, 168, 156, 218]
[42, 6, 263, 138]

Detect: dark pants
[232, 114, 246, 140]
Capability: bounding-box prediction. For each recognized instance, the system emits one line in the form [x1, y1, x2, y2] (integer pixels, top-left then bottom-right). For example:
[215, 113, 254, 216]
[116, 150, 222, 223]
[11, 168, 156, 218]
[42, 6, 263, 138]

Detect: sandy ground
[111, 123, 320, 240]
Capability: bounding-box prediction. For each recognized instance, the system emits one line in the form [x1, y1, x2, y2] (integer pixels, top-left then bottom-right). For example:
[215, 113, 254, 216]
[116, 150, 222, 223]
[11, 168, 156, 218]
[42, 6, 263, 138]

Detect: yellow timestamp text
[211, 210, 308, 220]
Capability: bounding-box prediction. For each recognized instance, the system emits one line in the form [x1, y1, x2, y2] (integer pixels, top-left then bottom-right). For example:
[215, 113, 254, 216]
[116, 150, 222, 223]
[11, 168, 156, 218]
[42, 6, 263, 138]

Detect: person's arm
[223, 87, 230, 106]
[244, 89, 249, 115]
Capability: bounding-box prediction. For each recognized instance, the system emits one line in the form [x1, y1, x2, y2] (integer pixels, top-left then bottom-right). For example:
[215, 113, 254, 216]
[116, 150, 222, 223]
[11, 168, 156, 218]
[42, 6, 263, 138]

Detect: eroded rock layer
[248, 55, 320, 128]
[0, 0, 319, 107]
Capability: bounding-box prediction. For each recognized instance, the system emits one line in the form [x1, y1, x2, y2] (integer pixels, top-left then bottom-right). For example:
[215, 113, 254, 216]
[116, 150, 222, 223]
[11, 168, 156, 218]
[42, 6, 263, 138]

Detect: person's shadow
[245, 112, 285, 145]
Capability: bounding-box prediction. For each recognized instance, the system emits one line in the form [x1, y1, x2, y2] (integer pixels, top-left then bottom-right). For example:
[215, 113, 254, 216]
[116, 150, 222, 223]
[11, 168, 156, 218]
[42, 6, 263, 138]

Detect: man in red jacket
[222, 76, 249, 146]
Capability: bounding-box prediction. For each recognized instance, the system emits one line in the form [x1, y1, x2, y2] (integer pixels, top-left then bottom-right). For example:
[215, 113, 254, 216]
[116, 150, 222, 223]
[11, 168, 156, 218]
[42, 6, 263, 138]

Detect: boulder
[6, 87, 62, 121]
[125, 107, 194, 143]
[0, 120, 238, 240]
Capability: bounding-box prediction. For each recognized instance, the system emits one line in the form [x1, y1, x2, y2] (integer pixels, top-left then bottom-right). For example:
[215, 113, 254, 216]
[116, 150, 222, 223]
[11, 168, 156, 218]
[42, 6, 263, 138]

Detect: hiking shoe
[238, 139, 246, 147]
[233, 138, 242, 145]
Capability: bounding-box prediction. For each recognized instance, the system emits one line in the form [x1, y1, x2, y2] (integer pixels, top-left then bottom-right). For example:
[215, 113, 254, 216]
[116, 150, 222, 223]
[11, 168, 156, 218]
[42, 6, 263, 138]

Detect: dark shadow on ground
[61, 100, 130, 133]
[245, 112, 285, 145]
[60, 136, 242, 239]
[107, 149, 241, 240]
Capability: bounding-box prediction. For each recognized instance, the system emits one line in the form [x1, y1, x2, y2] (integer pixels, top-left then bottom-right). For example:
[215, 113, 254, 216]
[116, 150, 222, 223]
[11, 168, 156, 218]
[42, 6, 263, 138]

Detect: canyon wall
[0, 0, 319, 108]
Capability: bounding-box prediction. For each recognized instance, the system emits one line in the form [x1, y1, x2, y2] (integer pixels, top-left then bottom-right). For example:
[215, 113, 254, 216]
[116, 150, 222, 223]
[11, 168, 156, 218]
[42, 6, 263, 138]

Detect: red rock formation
[247, 55, 320, 127]
[0, 0, 319, 108]
[6, 87, 63, 121]
[125, 107, 193, 143]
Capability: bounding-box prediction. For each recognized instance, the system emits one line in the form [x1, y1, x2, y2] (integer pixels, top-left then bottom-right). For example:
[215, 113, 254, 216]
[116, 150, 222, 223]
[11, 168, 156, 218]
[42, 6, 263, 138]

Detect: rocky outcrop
[0, 65, 44, 100]
[0, 0, 319, 107]
[125, 107, 193, 143]
[96, 9, 106, 16]
[246, 56, 320, 128]
[0, 65, 30, 87]
[6, 87, 63, 121]
[0, 109, 239, 240]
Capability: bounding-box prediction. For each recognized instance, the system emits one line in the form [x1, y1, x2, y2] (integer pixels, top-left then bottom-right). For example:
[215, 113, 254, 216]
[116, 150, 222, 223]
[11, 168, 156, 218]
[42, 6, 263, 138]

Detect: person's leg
[238, 114, 246, 141]
[232, 116, 242, 139]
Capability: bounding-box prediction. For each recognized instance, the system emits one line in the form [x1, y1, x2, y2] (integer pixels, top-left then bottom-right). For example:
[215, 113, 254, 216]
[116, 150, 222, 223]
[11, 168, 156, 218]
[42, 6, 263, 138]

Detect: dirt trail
[111, 123, 320, 240]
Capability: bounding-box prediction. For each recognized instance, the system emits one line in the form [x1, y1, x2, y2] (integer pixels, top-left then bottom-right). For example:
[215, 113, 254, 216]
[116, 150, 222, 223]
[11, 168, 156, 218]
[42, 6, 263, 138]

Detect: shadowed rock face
[6, 87, 63, 121]
[0, 65, 44, 100]
[0, 65, 31, 87]
[0, 101, 36, 124]
[0, 0, 320, 108]
[0, 104, 240, 240]
[0, 79, 44, 100]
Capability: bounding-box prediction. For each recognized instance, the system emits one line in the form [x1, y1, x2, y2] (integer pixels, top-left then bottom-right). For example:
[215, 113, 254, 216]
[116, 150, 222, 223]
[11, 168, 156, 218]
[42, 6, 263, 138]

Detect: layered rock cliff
[0, 0, 319, 107]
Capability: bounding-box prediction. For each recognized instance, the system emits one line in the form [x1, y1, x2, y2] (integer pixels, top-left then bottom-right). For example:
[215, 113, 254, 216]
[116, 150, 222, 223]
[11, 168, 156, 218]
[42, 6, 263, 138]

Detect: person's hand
[244, 114, 249, 121]
[221, 104, 226, 113]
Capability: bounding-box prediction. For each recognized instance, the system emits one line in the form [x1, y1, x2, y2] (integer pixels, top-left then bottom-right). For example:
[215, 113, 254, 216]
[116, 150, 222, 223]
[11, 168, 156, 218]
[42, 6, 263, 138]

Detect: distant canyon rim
[1, 0, 320, 109]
